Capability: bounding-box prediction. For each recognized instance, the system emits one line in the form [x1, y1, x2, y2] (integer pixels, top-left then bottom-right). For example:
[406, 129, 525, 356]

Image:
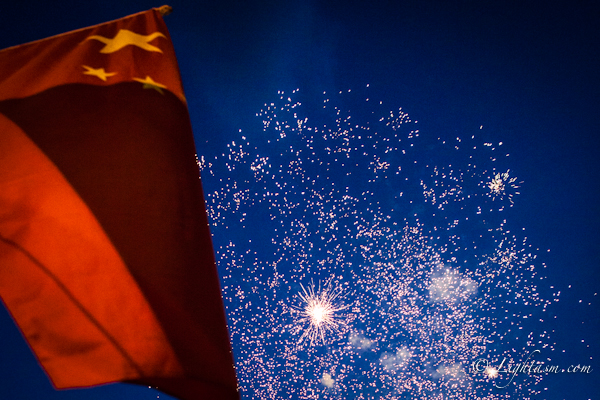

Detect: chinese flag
[0, 7, 238, 400]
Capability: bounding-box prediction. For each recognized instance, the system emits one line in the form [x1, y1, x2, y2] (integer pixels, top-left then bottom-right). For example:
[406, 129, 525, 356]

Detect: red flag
[0, 7, 238, 400]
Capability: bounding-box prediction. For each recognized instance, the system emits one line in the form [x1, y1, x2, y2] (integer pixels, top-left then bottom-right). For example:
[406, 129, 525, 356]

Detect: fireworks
[292, 280, 349, 346]
[487, 170, 520, 204]
[200, 86, 554, 399]
[485, 366, 499, 379]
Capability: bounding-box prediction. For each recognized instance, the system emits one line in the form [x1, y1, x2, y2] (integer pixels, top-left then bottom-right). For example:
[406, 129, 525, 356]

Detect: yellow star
[133, 76, 167, 94]
[82, 65, 117, 81]
[85, 30, 166, 53]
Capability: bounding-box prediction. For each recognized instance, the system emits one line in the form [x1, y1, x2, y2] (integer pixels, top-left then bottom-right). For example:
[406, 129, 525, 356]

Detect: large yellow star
[133, 76, 167, 94]
[85, 30, 166, 53]
[82, 65, 117, 81]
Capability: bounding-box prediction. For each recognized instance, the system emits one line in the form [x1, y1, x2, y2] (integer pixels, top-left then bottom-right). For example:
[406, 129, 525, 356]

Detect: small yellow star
[133, 76, 167, 94]
[82, 65, 116, 81]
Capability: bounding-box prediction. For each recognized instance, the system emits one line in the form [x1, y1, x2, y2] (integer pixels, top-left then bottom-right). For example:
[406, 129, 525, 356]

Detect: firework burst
[487, 169, 520, 204]
[292, 280, 350, 346]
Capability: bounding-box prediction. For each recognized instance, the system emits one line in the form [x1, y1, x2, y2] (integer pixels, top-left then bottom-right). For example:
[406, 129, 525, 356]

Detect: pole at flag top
[157, 5, 172, 16]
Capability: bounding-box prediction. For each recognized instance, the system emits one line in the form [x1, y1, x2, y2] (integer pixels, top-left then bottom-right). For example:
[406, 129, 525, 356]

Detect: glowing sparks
[485, 366, 499, 379]
[292, 280, 349, 346]
[200, 87, 554, 399]
[487, 169, 520, 204]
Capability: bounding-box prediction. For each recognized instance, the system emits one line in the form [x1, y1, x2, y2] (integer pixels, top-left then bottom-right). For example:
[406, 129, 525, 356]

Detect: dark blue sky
[1, 0, 598, 399]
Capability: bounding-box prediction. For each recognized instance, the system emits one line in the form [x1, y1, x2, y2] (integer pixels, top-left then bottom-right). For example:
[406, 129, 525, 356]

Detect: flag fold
[0, 8, 238, 400]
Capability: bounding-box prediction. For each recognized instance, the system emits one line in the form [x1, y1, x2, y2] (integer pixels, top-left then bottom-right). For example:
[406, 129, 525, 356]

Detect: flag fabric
[0, 7, 238, 400]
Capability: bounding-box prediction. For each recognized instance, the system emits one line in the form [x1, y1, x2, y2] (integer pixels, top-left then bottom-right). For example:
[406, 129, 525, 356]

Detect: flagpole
[157, 5, 172, 16]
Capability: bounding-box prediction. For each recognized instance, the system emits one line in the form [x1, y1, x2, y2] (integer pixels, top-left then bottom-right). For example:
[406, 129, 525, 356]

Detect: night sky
[0, 1, 598, 399]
